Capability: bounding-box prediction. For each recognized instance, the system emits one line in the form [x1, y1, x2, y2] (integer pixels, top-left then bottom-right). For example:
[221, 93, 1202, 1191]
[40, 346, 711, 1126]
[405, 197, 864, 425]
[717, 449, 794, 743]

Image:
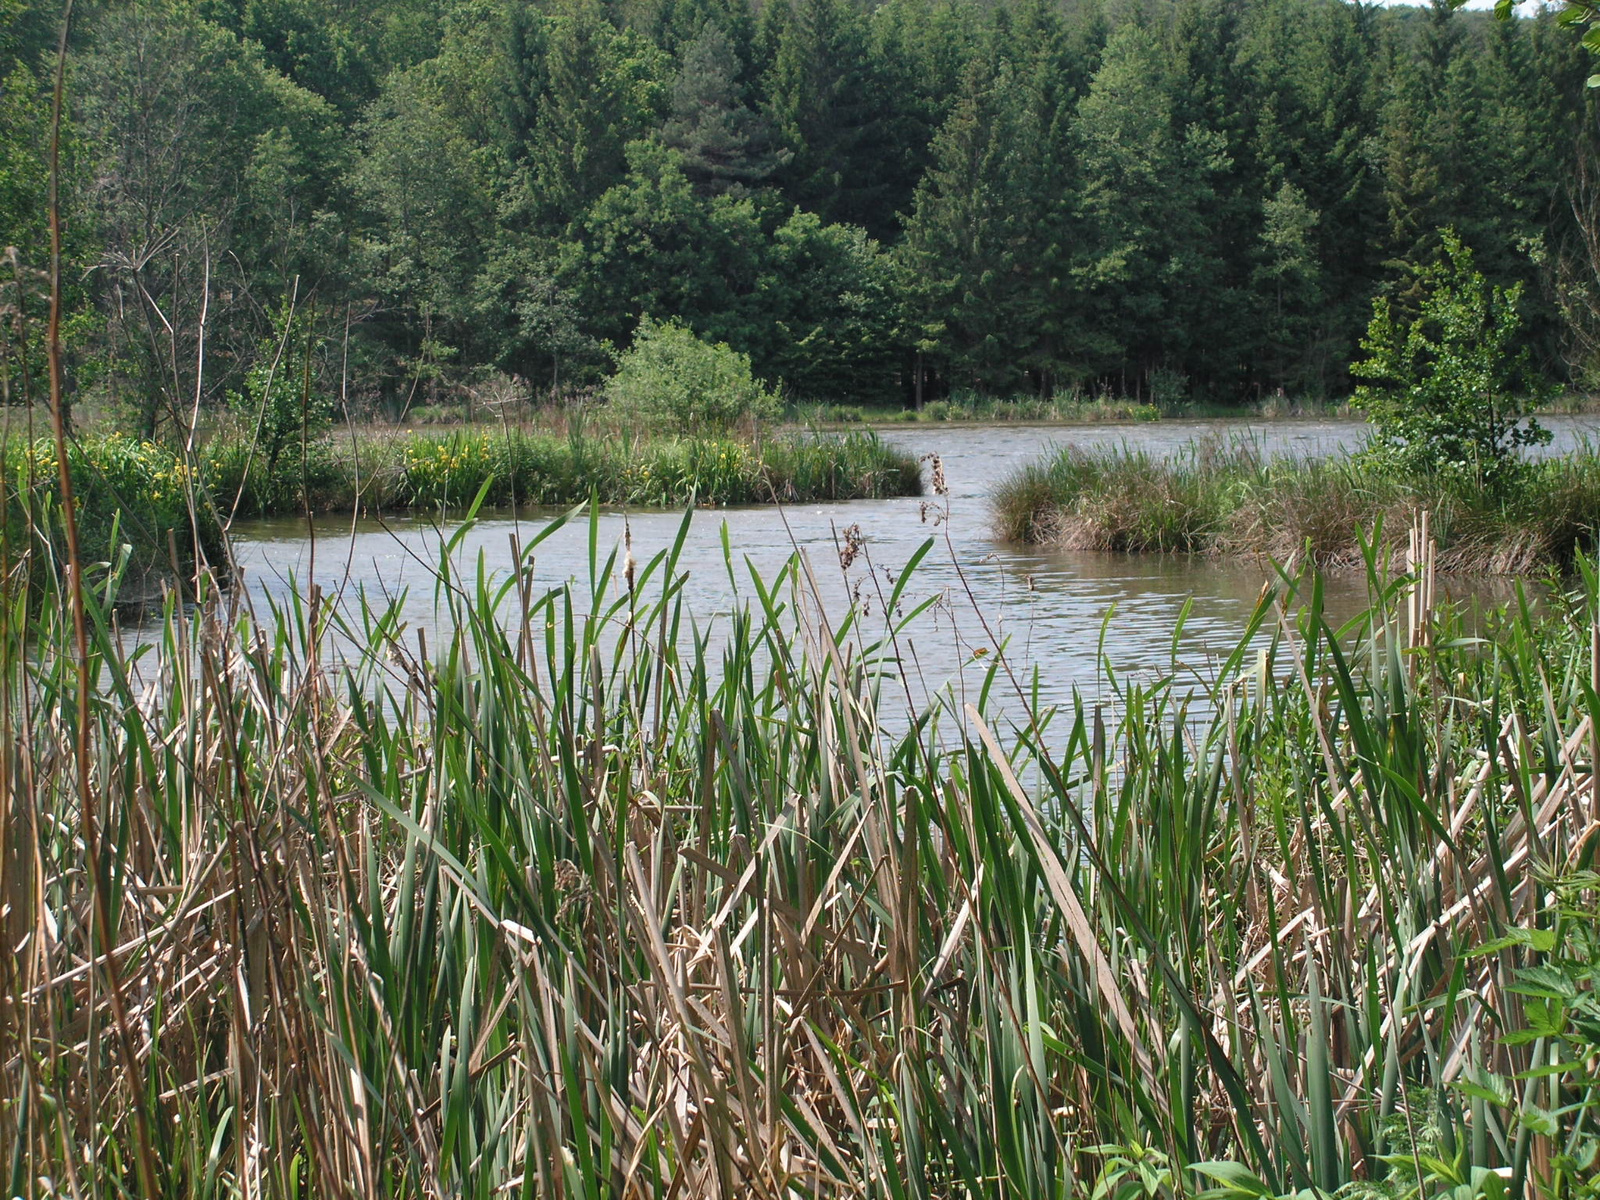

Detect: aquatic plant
[0, 433, 224, 595]
[3, 495, 1598, 1197]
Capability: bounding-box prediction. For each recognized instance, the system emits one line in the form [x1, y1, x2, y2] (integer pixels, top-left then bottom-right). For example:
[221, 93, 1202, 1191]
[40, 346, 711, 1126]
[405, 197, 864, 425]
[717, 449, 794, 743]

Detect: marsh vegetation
[8, 0, 1600, 1195]
[3, 500, 1600, 1197]
[990, 438, 1600, 574]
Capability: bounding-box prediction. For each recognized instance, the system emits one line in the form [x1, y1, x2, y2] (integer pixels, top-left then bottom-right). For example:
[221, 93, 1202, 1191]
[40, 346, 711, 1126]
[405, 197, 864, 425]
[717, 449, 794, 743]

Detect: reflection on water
[202, 416, 1596, 713]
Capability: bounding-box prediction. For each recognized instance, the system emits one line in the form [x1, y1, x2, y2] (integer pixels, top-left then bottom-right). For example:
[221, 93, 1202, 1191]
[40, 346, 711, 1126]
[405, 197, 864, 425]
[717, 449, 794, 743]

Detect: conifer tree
[1168, 0, 1258, 392]
[523, 0, 669, 228]
[661, 22, 785, 195]
[762, 0, 901, 237]
[1071, 23, 1226, 394]
[1251, 179, 1325, 389]
[901, 52, 1018, 391]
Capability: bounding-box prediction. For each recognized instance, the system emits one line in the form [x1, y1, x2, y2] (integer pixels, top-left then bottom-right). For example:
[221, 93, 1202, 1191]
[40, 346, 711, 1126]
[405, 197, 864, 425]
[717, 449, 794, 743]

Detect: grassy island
[992, 440, 1600, 573]
[208, 425, 924, 515]
[994, 235, 1600, 576]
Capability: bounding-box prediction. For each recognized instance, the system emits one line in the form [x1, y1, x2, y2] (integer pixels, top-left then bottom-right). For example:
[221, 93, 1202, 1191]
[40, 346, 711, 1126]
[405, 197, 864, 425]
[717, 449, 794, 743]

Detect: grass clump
[919, 390, 1163, 423]
[790, 391, 1164, 426]
[994, 436, 1600, 572]
[990, 442, 1230, 550]
[5, 502, 1600, 1197]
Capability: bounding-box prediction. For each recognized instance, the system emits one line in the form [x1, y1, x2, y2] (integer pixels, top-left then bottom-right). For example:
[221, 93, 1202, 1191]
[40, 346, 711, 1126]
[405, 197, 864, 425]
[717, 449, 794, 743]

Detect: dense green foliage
[240, 424, 922, 510]
[0, 424, 919, 573]
[1353, 230, 1552, 493]
[0, 433, 224, 597]
[2, 0, 1595, 417]
[5, 503, 1600, 1196]
[605, 316, 778, 430]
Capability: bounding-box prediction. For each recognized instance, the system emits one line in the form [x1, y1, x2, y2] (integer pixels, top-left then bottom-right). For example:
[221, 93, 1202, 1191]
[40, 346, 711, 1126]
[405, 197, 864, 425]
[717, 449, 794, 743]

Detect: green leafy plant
[605, 316, 779, 433]
[1148, 367, 1192, 413]
[3, 434, 222, 591]
[1458, 875, 1600, 1200]
[1334, 1104, 1514, 1200]
[229, 301, 329, 477]
[1188, 1160, 1324, 1200]
[1351, 230, 1551, 495]
[1088, 1142, 1179, 1200]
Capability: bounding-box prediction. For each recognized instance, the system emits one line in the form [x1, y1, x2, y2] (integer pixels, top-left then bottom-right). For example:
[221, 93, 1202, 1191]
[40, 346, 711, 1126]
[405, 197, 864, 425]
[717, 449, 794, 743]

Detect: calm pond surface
[209, 416, 1600, 715]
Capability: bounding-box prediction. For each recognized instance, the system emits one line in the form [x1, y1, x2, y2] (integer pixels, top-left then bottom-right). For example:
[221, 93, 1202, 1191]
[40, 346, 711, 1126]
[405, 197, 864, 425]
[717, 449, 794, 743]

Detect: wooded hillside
[2, 0, 1594, 418]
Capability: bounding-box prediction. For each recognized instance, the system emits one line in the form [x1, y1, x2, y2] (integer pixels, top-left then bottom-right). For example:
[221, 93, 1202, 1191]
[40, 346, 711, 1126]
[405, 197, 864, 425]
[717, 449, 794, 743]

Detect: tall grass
[794, 394, 1164, 426]
[993, 438, 1600, 572]
[2, 494, 1598, 1197]
[792, 392, 1355, 427]
[0, 433, 226, 599]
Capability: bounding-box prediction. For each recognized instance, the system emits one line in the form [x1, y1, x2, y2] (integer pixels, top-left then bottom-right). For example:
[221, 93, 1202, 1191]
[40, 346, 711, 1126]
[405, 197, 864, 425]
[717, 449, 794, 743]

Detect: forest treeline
[2, 0, 1597, 424]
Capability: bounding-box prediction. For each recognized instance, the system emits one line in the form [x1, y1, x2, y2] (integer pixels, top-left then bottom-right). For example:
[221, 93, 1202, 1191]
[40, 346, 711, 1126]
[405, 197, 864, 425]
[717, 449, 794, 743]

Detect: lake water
[208, 416, 1600, 715]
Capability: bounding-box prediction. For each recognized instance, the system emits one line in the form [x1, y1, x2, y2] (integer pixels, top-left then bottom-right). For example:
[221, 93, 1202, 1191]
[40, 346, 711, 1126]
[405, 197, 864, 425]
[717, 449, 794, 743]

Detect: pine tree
[661, 22, 785, 195]
[899, 19, 1076, 395]
[1246, 0, 1381, 393]
[1251, 179, 1324, 390]
[523, 0, 669, 228]
[1167, 0, 1259, 393]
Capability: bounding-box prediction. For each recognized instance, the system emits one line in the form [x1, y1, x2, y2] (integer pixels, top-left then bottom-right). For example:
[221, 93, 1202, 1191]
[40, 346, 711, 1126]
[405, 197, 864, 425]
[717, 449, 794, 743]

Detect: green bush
[202, 429, 345, 518]
[1352, 229, 1551, 495]
[228, 303, 331, 477]
[606, 317, 779, 432]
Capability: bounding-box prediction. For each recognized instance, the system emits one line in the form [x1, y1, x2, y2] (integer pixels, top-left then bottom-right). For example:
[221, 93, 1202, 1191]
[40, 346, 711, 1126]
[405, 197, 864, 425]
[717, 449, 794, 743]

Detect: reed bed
[2, 499, 1599, 1198]
[992, 439, 1600, 573]
[793, 394, 1164, 425]
[208, 426, 923, 518]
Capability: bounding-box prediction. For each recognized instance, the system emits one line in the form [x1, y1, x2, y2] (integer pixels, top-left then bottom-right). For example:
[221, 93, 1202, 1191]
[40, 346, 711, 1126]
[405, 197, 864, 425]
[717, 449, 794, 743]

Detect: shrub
[203, 428, 344, 518]
[1147, 367, 1190, 412]
[606, 317, 778, 433]
[228, 303, 331, 476]
[1352, 229, 1551, 495]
